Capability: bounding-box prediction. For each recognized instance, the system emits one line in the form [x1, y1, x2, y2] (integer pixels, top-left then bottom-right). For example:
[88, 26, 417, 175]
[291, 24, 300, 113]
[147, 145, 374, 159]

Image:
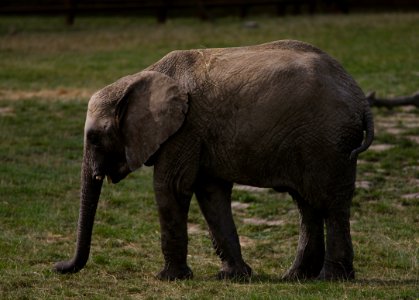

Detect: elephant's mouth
[92, 173, 116, 184]
[105, 173, 122, 184]
[106, 164, 131, 184]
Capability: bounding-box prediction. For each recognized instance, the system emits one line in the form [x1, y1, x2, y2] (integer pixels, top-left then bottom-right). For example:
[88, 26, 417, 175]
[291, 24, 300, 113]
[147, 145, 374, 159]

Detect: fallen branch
[367, 91, 419, 108]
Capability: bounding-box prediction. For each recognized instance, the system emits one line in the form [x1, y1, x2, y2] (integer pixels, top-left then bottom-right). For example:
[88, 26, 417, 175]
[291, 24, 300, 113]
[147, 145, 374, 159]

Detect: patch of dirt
[369, 144, 395, 152]
[385, 128, 404, 135]
[0, 88, 93, 101]
[374, 111, 419, 145]
[122, 242, 142, 253]
[406, 135, 419, 144]
[356, 180, 372, 189]
[231, 201, 250, 210]
[409, 178, 419, 185]
[242, 217, 285, 226]
[403, 165, 419, 172]
[401, 193, 419, 199]
[0, 106, 15, 116]
[188, 223, 206, 235]
[234, 185, 268, 193]
[44, 232, 72, 244]
[239, 236, 256, 248]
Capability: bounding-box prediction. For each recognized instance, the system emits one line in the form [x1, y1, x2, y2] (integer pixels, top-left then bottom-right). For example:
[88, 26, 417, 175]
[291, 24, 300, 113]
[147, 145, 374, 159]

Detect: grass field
[0, 13, 418, 299]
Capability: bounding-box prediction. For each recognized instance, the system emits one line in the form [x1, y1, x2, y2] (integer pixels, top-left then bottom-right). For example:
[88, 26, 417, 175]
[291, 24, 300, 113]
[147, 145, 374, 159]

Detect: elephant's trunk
[54, 159, 103, 273]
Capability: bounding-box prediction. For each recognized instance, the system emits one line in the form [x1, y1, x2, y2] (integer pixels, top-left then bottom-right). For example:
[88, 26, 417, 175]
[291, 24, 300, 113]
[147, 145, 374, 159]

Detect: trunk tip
[54, 259, 84, 274]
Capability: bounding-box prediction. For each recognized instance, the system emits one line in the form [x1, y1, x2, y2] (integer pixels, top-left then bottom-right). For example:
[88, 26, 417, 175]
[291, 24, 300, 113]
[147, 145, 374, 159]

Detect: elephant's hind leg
[283, 191, 325, 280]
[195, 175, 252, 280]
[318, 203, 355, 280]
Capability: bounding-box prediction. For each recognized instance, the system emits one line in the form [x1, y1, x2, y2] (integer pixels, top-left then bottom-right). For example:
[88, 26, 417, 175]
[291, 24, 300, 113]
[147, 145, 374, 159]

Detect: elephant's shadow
[197, 273, 296, 284]
[200, 274, 418, 286]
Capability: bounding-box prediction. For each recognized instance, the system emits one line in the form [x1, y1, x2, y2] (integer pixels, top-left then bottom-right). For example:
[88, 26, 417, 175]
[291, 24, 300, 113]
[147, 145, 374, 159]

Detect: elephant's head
[54, 71, 188, 273]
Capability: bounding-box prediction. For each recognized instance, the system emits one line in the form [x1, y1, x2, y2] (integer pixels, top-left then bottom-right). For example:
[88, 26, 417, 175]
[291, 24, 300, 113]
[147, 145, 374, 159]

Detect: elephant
[54, 40, 374, 281]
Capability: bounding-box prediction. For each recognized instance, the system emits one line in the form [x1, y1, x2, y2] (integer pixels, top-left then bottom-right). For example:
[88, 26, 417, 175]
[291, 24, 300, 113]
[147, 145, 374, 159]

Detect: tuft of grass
[0, 14, 418, 299]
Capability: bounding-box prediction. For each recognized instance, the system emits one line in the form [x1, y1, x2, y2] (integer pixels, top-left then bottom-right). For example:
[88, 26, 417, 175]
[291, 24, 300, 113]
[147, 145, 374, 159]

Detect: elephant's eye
[87, 130, 102, 146]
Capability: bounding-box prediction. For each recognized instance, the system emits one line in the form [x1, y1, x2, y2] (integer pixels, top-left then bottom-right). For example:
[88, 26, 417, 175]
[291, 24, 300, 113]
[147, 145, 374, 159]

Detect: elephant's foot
[282, 265, 321, 281]
[317, 261, 355, 281]
[156, 264, 193, 281]
[217, 261, 252, 280]
[282, 266, 320, 281]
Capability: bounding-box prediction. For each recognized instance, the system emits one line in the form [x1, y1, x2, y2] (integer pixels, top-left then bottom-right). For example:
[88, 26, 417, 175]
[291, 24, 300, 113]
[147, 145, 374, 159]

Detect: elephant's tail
[349, 108, 374, 160]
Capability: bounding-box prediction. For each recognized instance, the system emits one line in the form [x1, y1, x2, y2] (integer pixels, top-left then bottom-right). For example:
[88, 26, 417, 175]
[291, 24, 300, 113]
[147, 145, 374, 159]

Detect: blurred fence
[1, 0, 418, 25]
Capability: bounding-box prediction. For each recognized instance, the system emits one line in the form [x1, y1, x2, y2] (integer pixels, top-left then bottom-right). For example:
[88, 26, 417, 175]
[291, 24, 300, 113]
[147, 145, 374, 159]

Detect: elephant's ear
[115, 71, 188, 171]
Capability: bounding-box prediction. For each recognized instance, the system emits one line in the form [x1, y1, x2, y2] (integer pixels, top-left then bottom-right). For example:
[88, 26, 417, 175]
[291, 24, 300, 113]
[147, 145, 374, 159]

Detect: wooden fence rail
[0, 0, 318, 24]
[1, 0, 418, 25]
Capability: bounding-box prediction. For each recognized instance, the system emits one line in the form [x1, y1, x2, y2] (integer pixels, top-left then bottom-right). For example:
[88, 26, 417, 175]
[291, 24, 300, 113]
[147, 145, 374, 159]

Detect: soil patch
[0, 107, 15, 116]
[0, 88, 93, 101]
[188, 223, 206, 235]
[242, 218, 285, 226]
[401, 193, 419, 199]
[234, 185, 268, 193]
[231, 201, 250, 210]
[369, 144, 394, 152]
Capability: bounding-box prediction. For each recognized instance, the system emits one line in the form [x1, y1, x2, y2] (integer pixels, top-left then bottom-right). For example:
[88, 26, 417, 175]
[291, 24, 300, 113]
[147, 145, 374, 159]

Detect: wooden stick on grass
[367, 91, 419, 108]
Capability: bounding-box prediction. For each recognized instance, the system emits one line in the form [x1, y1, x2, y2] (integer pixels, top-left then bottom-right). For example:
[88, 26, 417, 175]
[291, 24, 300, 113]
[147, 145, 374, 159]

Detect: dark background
[1, 0, 419, 24]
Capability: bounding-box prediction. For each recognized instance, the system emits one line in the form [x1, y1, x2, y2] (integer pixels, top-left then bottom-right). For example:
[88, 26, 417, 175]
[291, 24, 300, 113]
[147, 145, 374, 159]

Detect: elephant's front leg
[195, 176, 252, 280]
[154, 186, 193, 280]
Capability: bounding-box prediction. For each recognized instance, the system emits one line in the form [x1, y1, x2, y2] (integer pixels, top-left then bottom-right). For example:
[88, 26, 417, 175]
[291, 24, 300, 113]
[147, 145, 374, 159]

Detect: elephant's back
[191, 41, 365, 128]
[196, 40, 362, 102]
[185, 43, 366, 184]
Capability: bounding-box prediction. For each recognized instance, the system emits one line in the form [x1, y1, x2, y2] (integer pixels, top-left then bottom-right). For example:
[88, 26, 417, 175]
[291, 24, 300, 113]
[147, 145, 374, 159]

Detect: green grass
[0, 14, 418, 299]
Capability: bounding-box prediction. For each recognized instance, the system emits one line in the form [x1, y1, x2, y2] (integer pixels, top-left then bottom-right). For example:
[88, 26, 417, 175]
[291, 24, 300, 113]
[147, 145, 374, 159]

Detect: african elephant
[54, 40, 374, 281]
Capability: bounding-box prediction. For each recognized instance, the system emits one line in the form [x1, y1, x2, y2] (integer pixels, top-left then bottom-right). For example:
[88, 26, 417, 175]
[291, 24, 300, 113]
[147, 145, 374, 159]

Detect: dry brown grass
[0, 88, 93, 101]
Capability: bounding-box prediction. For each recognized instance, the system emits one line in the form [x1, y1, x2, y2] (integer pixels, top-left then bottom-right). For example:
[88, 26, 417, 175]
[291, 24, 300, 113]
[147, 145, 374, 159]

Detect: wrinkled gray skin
[55, 40, 374, 281]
